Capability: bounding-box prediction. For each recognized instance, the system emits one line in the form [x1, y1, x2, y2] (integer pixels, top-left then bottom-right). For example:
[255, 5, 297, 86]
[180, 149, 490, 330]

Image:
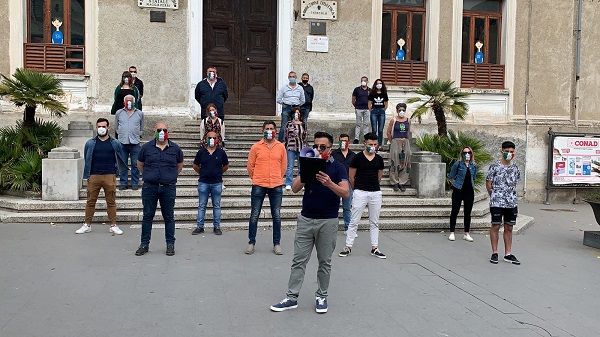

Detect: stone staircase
[0, 115, 491, 231]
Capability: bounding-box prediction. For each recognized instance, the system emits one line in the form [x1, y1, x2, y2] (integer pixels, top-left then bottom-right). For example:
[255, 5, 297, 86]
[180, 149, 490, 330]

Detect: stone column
[42, 147, 84, 201]
[61, 121, 93, 157]
[410, 151, 446, 198]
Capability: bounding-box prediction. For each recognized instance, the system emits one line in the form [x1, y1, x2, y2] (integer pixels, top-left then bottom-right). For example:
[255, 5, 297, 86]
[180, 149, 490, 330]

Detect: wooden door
[203, 0, 277, 115]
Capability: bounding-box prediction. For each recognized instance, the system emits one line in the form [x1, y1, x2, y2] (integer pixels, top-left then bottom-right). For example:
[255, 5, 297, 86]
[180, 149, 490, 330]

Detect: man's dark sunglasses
[156, 128, 168, 132]
[313, 144, 330, 151]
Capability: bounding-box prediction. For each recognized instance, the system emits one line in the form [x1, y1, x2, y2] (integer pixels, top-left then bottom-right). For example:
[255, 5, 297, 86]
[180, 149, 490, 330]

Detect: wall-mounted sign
[306, 36, 329, 53]
[309, 22, 326, 35]
[301, 1, 337, 20]
[138, 0, 178, 10]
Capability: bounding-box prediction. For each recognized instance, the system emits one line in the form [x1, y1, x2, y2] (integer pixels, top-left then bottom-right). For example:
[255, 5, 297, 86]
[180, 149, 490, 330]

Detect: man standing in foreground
[192, 131, 229, 236]
[135, 122, 184, 256]
[331, 133, 356, 234]
[246, 120, 287, 255]
[115, 94, 143, 190]
[486, 141, 521, 265]
[77, 118, 128, 235]
[271, 131, 349, 314]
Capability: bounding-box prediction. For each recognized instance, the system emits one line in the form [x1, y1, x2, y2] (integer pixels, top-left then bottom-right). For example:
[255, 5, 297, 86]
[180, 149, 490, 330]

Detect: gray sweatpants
[286, 215, 338, 300]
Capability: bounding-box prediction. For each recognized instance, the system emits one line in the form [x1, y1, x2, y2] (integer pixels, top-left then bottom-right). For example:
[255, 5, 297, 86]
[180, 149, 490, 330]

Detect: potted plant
[582, 160, 600, 225]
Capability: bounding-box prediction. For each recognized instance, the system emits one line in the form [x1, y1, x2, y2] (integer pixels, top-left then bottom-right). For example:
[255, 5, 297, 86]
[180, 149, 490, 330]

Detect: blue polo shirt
[193, 147, 229, 184]
[300, 159, 348, 219]
[138, 140, 184, 185]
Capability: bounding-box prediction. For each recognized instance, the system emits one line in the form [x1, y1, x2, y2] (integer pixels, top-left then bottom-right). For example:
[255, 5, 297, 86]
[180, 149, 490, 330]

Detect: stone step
[0, 204, 491, 226]
[74, 186, 424, 199]
[83, 175, 416, 187]
[0, 193, 486, 212]
[180, 148, 391, 159]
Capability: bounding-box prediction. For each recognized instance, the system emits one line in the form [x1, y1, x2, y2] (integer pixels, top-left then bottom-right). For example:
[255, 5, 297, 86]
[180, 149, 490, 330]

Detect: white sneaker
[109, 225, 123, 235]
[448, 233, 455, 241]
[285, 185, 291, 190]
[76, 224, 91, 234]
[463, 233, 474, 242]
[222, 183, 226, 189]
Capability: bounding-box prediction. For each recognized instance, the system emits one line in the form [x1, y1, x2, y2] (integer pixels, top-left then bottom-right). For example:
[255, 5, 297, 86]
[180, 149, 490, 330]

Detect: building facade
[1, 0, 599, 201]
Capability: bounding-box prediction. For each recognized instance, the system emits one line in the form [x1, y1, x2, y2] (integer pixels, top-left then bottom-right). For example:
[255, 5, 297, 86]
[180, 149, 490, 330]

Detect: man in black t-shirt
[270, 131, 349, 314]
[338, 132, 387, 259]
[192, 131, 229, 236]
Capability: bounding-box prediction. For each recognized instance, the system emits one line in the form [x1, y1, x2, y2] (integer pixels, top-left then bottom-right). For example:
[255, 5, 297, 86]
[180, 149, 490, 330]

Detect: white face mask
[158, 131, 166, 142]
[398, 111, 405, 117]
[361, 81, 367, 87]
[376, 84, 382, 89]
[131, 72, 137, 78]
[97, 127, 107, 137]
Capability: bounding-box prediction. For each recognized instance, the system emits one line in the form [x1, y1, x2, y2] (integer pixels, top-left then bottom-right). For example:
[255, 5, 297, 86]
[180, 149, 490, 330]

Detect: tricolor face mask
[123, 77, 129, 84]
[209, 110, 217, 118]
[463, 153, 471, 161]
[207, 71, 215, 80]
[126, 101, 134, 110]
[503, 151, 515, 161]
[155, 130, 168, 142]
[293, 112, 300, 121]
[208, 137, 217, 147]
[339, 140, 348, 150]
[366, 145, 377, 154]
[263, 130, 275, 140]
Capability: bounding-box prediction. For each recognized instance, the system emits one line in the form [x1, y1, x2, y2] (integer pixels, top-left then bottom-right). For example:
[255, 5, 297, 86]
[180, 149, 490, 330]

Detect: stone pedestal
[61, 121, 93, 157]
[42, 147, 84, 201]
[410, 151, 446, 198]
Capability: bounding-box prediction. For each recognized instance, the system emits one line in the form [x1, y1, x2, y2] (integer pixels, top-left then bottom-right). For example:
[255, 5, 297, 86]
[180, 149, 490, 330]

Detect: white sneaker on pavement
[448, 233, 455, 241]
[76, 224, 91, 234]
[285, 185, 291, 190]
[109, 225, 123, 235]
[463, 233, 474, 242]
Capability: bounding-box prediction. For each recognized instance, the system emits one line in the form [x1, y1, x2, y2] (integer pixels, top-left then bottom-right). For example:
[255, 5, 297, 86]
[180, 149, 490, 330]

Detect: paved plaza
[0, 202, 599, 337]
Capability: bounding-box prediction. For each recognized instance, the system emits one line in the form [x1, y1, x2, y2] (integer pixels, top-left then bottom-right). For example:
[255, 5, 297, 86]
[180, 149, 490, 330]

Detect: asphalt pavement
[0, 202, 599, 337]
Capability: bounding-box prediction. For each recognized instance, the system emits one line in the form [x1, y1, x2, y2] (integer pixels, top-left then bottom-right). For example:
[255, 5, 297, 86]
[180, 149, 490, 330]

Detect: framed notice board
[547, 130, 600, 189]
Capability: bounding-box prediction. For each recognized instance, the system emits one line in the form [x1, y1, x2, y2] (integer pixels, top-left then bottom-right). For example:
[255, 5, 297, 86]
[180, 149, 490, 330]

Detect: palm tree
[406, 79, 470, 137]
[0, 68, 67, 128]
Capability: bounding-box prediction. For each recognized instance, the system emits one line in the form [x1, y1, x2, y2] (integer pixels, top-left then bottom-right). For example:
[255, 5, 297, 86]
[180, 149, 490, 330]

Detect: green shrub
[415, 130, 493, 190]
[0, 119, 62, 191]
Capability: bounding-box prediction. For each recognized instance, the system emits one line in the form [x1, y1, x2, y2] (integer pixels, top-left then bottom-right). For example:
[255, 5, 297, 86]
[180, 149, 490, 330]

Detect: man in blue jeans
[135, 122, 184, 256]
[331, 133, 356, 234]
[192, 131, 229, 236]
[246, 121, 287, 255]
[115, 94, 143, 190]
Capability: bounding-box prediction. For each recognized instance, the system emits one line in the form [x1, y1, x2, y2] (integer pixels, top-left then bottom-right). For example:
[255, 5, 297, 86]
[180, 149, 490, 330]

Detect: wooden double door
[203, 0, 277, 115]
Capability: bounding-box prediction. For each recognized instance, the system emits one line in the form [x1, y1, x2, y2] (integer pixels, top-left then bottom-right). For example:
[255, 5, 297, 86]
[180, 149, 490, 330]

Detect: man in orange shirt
[246, 120, 287, 255]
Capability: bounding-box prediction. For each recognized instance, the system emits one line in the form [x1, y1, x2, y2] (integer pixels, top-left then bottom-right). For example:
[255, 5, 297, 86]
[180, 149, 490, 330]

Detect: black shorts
[490, 207, 518, 225]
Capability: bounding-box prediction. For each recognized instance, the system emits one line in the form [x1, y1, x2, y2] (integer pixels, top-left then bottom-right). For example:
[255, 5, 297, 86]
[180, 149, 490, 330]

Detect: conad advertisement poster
[552, 136, 600, 185]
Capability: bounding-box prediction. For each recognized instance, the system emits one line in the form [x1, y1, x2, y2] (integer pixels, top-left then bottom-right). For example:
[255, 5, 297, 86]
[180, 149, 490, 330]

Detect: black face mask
[302, 80, 309, 84]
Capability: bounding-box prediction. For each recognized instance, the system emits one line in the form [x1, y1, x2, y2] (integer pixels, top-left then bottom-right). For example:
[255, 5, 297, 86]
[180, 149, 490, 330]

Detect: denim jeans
[370, 108, 387, 146]
[141, 184, 176, 245]
[278, 105, 293, 142]
[196, 182, 223, 229]
[341, 185, 353, 230]
[248, 185, 282, 245]
[119, 143, 141, 187]
[301, 107, 310, 125]
[285, 150, 300, 186]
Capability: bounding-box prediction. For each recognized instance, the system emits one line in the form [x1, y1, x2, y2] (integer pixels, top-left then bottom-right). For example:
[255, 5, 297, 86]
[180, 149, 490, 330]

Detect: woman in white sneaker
[447, 147, 478, 242]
